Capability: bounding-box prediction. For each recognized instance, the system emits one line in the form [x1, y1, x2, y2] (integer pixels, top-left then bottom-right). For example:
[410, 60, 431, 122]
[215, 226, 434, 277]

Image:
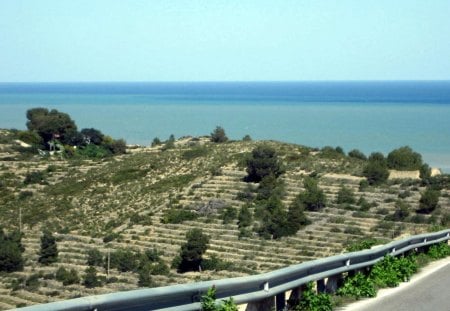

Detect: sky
[1, 0, 450, 82]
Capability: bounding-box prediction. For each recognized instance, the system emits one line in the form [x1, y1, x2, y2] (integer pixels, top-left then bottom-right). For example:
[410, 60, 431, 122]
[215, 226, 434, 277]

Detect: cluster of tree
[22, 108, 126, 157]
[0, 228, 24, 272]
[241, 145, 310, 239]
[38, 230, 58, 265]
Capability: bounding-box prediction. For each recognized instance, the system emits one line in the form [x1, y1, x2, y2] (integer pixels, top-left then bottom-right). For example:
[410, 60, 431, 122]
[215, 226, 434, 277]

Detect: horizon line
[1, 79, 450, 84]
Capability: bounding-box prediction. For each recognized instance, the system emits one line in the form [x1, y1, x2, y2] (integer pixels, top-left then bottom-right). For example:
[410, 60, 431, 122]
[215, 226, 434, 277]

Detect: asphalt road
[350, 262, 450, 311]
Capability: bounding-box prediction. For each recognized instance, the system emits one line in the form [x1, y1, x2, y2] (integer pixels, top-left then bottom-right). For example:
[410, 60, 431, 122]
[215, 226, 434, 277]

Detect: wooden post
[107, 249, 111, 276]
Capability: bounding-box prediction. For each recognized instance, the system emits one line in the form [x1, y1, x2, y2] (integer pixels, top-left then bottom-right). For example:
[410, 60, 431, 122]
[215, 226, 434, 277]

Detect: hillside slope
[0, 132, 449, 309]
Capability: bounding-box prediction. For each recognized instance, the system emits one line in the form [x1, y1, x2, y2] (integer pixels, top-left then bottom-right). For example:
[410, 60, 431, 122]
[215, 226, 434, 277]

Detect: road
[343, 259, 450, 311]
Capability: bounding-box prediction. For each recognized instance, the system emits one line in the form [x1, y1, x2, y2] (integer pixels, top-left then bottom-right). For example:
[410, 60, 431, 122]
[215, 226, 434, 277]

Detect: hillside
[0, 130, 449, 309]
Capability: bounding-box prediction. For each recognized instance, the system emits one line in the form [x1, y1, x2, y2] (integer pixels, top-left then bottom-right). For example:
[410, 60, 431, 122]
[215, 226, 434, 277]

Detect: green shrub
[346, 238, 380, 252]
[24, 171, 46, 185]
[221, 207, 237, 224]
[337, 272, 376, 298]
[201, 286, 238, 311]
[297, 177, 326, 211]
[210, 126, 228, 143]
[182, 146, 208, 160]
[417, 188, 440, 214]
[87, 249, 103, 266]
[336, 186, 356, 205]
[294, 282, 332, 311]
[84, 266, 102, 288]
[427, 243, 450, 259]
[348, 149, 367, 160]
[55, 267, 80, 285]
[245, 145, 284, 182]
[161, 208, 197, 224]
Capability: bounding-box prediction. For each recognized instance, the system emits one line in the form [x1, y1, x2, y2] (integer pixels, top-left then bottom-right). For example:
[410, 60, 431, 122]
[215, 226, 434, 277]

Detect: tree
[419, 163, 432, 181]
[245, 145, 284, 182]
[297, 177, 327, 211]
[177, 228, 210, 272]
[285, 200, 310, 235]
[348, 149, 367, 160]
[38, 230, 58, 265]
[210, 126, 228, 143]
[0, 228, 24, 272]
[86, 249, 103, 266]
[26, 108, 78, 145]
[151, 137, 162, 147]
[363, 152, 389, 185]
[387, 146, 423, 170]
[417, 188, 440, 214]
[80, 128, 104, 145]
[84, 266, 102, 288]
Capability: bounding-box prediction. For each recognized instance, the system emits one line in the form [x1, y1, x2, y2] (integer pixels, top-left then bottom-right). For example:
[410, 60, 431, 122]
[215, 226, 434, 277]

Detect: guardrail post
[317, 279, 326, 293]
[276, 292, 285, 311]
[325, 274, 343, 293]
[245, 297, 275, 311]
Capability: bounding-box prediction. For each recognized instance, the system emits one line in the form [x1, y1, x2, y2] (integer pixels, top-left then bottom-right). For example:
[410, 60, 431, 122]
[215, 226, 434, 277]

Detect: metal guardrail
[18, 229, 450, 311]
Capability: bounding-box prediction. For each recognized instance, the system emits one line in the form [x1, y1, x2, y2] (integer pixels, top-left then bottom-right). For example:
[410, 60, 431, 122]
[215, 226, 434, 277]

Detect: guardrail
[19, 229, 450, 311]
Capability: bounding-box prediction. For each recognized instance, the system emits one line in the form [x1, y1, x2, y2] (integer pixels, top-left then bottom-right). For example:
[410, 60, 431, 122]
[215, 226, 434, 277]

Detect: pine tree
[38, 230, 58, 265]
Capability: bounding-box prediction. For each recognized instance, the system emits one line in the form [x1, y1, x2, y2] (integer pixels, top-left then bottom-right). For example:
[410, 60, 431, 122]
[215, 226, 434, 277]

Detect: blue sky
[1, 0, 450, 82]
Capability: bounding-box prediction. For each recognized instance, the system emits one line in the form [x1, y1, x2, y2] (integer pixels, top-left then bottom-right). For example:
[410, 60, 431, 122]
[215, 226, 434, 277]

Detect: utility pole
[19, 206, 22, 234]
[107, 249, 110, 276]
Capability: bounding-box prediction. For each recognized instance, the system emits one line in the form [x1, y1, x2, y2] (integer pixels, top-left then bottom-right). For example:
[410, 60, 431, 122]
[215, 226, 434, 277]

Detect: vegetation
[296, 177, 326, 211]
[38, 230, 58, 265]
[294, 282, 332, 311]
[0, 127, 448, 308]
[175, 228, 210, 272]
[245, 145, 284, 182]
[417, 188, 440, 214]
[55, 267, 80, 285]
[210, 126, 228, 143]
[363, 152, 389, 185]
[0, 228, 24, 272]
[387, 146, 423, 170]
[201, 286, 238, 311]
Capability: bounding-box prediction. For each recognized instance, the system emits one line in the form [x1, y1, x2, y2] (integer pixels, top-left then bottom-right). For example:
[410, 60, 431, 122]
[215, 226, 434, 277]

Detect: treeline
[14, 108, 126, 158]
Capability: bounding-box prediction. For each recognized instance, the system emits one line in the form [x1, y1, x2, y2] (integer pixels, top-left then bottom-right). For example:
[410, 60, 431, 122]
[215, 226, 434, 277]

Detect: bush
[221, 207, 237, 224]
[337, 272, 376, 298]
[348, 149, 367, 160]
[161, 208, 197, 224]
[24, 171, 46, 185]
[336, 186, 356, 205]
[294, 282, 332, 311]
[387, 146, 423, 171]
[296, 177, 326, 211]
[182, 146, 208, 160]
[55, 267, 80, 285]
[84, 266, 102, 288]
[417, 188, 440, 214]
[201, 286, 238, 311]
[87, 249, 103, 266]
[210, 126, 228, 143]
[346, 238, 380, 252]
[151, 137, 162, 147]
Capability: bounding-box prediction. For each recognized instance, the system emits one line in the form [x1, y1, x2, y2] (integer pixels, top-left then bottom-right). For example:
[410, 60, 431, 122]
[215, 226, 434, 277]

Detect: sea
[1, 81, 450, 172]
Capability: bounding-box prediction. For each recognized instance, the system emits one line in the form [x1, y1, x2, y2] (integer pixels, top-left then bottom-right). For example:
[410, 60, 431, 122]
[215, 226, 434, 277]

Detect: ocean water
[1, 81, 450, 172]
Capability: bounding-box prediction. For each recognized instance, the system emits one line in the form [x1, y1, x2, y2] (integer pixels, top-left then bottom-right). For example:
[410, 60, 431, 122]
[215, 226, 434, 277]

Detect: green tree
[419, 163, 432, 181]
[387, 146, 423, 170]
[55, 267, 80, 285]
[80, 128, 104, 145]
[38, 230, 58, 265]
[417, 188, 440, 214]
[348, 149, 367, 160]
[83, 266, 102, 288]
[210, 126, 228, 143]
[26, 108, 78, 145]
[0, 229, 24, 272]
[151, 137, 162, 147]
[177, 228, 210, 272]
[245, 145, 284, 182]
[363, 152, 389, 185]
[297, 177, 327, 211]
[285, 200, 310, 235]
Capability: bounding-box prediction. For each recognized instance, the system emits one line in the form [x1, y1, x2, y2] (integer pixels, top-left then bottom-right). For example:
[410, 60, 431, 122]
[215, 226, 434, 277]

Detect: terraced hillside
[1, 131, 449, 309]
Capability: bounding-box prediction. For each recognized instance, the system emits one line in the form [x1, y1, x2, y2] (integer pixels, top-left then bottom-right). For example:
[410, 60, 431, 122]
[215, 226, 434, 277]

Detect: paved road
[351, 262, 450, 311]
